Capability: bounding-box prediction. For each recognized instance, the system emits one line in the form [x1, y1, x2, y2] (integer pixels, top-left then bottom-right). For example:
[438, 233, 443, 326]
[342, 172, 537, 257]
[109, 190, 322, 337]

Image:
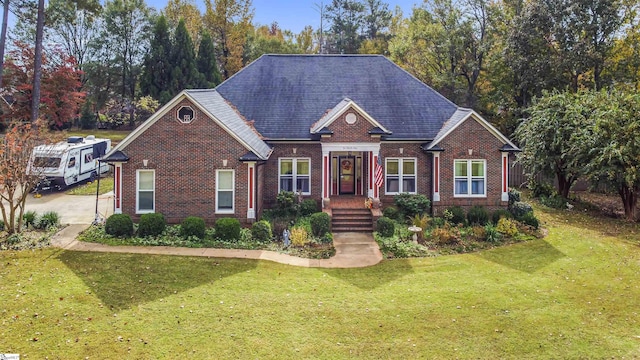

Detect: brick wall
[433, 116, 508, 215]
[378, 143, 432, 208]
[121, 99, 250, 224]
[324, 108, 381, 143]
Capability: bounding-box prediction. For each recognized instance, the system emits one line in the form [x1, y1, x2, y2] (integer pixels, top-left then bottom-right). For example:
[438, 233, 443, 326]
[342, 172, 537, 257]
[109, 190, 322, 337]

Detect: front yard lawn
[1, 203, 639, 358]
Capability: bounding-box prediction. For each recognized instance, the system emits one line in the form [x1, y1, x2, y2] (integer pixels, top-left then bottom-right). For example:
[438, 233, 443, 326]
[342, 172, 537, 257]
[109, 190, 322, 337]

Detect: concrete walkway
[50, 225, 383, 268]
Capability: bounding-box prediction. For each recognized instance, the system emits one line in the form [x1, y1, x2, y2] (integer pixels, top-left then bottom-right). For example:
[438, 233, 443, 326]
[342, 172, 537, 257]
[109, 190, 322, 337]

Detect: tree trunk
[619, 185, 638, 221]
[556, 172, 573, 198]
[0, 0, 10, 90]
[31, 0, 45, 123]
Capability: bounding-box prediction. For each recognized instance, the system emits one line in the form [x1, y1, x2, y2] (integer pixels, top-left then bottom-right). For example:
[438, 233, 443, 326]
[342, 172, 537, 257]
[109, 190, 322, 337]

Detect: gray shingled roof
[216, 55, 459, 140]
[186, 89, 272, 160]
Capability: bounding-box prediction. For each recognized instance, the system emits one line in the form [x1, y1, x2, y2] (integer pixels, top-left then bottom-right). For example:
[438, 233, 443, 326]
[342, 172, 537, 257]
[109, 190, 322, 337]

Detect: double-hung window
[385, 158, 416, 194]
[216, 170, 235, 213]
[137, 170, 155, 213]
[279, 158, 310, 195]
[454, 160, 486, 197]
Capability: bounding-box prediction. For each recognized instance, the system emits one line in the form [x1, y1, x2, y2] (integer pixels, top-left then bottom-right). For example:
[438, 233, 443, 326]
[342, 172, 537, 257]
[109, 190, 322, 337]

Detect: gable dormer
[310, 99, 391, 143]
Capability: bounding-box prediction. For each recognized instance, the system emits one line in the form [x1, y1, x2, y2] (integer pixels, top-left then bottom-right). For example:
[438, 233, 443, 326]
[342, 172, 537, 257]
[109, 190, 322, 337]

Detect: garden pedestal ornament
[283, 229, 291, 248]
[408, 226, 422, 244]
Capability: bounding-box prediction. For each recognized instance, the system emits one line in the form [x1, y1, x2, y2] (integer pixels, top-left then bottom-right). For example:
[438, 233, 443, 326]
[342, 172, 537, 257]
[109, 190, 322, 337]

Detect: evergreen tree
[170, 18, 198, 94]
[140, 15, 172, 104]
[196, 31, 222, 88]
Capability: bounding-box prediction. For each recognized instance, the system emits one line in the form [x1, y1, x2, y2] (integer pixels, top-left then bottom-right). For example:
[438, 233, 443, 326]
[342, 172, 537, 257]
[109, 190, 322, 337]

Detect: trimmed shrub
[528, 180, 555, 198]
[23, 210, 37, 228]
[215, 217, 241, 241]
[394, 193, 431, 219]
[290, 226, 308, 246]
[309, 212, 331, 237]
[181, 216, 206, 239]
[540, 195, 567, 209]
[518, 212, 540, 229]
[376, 217, 395, 237]
[382, 206, 400, 220]
[105, 214, 134, 237]
[496, 218, 518, 237]
[446, 206, 466, 225]
[508, 188, 521, 204]
[467, 206, 489, 225]
[276, 191, 298, 217]
[36, 211, 60, 229]
[300, 199, 319, 216]
[251, 220, 272, 243]
[137, 213, 166, 237]
[492, 209, 512, 225]
[509, 201, 533, 218]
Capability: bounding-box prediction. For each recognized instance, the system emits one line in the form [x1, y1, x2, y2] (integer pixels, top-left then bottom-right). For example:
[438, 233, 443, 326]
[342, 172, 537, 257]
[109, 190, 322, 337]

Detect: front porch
[323, 195, 382, 232]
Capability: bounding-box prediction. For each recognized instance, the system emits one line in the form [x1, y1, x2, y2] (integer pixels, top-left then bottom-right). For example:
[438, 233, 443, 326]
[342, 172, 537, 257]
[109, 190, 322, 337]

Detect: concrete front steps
[331, 208, 373, 232]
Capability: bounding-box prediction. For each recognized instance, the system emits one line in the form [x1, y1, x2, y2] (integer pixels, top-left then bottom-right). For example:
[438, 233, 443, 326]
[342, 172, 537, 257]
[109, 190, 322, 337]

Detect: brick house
[103, 55, 519, 225]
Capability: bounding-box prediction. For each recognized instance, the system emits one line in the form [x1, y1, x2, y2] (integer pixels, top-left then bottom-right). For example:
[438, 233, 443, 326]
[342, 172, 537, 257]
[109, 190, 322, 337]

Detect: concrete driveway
[24, 191, 114, 225]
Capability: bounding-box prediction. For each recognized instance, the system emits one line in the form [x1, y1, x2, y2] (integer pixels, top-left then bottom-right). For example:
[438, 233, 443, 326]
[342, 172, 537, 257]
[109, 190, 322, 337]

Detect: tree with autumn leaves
[1, 42, 85, 129]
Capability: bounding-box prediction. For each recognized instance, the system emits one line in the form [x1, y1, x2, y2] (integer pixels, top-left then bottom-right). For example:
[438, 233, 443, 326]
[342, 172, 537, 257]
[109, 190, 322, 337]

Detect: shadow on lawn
[476, 239, 565, 273]
[58, 251, 257, 310]
[321, 259, 415, 290]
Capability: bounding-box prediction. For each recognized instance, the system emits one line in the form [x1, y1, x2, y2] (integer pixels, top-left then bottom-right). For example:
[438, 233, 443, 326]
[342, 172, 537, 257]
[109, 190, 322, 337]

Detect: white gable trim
[428, 109, 518, 150]
[108, 91, 271, 160]
[310, 99, 391, 134]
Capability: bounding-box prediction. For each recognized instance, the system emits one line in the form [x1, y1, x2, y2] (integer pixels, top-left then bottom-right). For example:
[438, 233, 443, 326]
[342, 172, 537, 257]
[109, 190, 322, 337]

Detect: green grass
[65, 176, 114, 195]
[1, 206, 640, 358]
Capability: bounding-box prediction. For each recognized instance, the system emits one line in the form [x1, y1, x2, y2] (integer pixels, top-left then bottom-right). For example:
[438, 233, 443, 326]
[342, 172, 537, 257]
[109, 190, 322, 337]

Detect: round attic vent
[345, 113, 357, 125]
[177, 106, 195, 124]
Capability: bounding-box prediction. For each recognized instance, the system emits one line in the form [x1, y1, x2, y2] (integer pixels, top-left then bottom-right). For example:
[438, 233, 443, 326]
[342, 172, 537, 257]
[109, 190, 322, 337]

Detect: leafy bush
[309, 212, 331, 237]
[528, 180, 555, 198]
[492, 209, 512, 225]
[431, 226, 460, 245]
[321, 232, 333, 244]
[36, 211, 60, 229]
[467, 206, 489, 225]
[509, 201, 533, 218]
[446, 206, 466, 225]
[540, 195, 567, 209]
[276, 191, 298, 217]
[518, 212, 540, 229]
[181, 216, 206, 240]
[508, 188, 521, 204]
[300, 199, 319, 216]
[470, 225, 486, 240]
[23, 210, 37, 228]
[251, 220, 272, 243]
[431, 217, 445, 227]
[484, 223, 502, 243]
[496, 218, 518, 237]
[376, 237, 430, 258]
[215, 218, 241, 241]
[290, 226, 308, 246]
[137, 213, 166, 237]
[376, 217, 396, 237]
[382, 206, 400, 220]
[394, 193, 431, 219]
[105, 214, 134, 237]
[0, 219, 4, 231]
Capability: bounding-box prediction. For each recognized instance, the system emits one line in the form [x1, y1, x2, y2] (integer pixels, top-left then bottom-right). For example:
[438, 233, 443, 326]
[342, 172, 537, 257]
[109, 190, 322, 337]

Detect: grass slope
[1, 207, 639, 359]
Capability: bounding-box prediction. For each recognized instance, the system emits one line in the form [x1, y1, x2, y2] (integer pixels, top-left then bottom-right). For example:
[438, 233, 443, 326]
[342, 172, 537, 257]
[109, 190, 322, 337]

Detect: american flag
[374, 155, 384, 189]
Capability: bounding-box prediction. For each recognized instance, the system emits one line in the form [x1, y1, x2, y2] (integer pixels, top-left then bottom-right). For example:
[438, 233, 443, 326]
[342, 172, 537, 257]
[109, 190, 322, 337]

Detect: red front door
[339, 156, 355, 194]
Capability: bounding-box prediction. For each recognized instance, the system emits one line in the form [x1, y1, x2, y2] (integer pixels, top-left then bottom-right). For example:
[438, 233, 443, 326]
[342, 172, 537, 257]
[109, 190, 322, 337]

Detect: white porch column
[246, 162, 256, 220]
[433, 153, 440, 202]
[322, 149, 330, 203]
[368, 151, 374, 198]
[501, 152, 509, 202]
[114, 162, 123, 214]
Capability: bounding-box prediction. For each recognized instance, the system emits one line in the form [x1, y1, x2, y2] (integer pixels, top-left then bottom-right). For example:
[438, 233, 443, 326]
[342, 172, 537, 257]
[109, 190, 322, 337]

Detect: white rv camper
[29, 135, 111, 191]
